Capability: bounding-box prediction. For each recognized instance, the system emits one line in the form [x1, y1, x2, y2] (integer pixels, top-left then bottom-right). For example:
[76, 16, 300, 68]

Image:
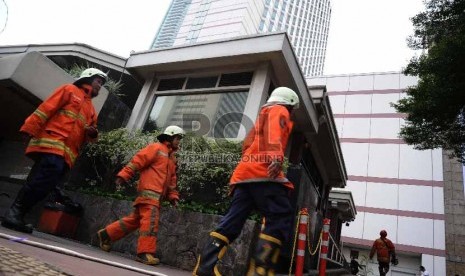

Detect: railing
[323, 232, 347, 267]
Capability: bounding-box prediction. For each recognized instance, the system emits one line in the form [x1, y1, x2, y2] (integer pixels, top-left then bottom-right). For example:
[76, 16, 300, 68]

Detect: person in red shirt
[193, 87, 299, 276]
[370, 230, 398, 276]
[97, 125, 184, 266]
[1, 68, 107, 233]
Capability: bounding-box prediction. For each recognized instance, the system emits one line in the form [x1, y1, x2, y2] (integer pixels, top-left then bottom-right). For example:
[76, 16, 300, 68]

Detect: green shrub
[80, 128, 242, 215]
[177, 133, 242, 213]
[80, 128, 159, 195]
[77, 128, 288, 217]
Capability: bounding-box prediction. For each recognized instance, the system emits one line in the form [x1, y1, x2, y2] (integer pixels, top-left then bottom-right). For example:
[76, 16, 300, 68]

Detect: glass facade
[151, 0, 192, 48]
[150, 0, 331, 77]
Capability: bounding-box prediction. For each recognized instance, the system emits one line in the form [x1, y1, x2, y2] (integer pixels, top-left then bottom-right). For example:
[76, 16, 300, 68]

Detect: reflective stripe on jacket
[229, 104, 294, 189]
[117, 142, 179, 206]
[20, 84, 97, 167]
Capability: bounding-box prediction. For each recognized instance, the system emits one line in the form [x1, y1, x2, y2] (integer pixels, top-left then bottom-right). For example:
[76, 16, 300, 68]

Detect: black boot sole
[1, 220, 33, 234]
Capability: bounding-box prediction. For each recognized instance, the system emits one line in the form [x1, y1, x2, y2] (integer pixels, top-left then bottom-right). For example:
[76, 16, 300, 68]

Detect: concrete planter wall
[0, 181, 259, 275]
[68, 192, 259, 275]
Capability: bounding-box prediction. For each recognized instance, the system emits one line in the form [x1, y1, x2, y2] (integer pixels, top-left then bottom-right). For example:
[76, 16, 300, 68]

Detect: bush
[79, 128, 242, 215]
[79, 128, 159, 196]
[177, 133, 242, 214]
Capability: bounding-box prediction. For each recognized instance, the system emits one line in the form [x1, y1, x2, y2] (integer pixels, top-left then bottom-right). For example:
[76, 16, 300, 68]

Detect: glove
[170, 200, 178, 208]
[391, 257, 399, 265]
[115, 177, 125, 191]
[85, 126, 99, 139]
[20, 132, 32, 147]
[267, 160, 282, 178]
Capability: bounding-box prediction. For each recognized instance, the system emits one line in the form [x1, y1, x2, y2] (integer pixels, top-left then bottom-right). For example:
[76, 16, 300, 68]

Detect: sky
[0, 0, 425, 75]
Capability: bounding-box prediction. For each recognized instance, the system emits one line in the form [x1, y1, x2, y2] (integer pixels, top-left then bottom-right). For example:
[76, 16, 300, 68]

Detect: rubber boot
[247, 233, 282, 276]
[97, 229, 112, 252]
[193, 231, 230, 276]
[47, 187, 82, 214]
[1, 188, 34, 233]
[136, 253, 160, 266]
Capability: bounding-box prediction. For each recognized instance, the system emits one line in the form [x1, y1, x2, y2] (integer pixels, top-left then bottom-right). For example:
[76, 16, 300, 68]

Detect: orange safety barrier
[295, 208, 308, 276]
[318, 218, 330, 276]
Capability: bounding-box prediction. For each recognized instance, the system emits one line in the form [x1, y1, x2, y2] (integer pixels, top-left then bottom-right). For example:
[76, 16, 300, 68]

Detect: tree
[392, 0, 465, 164]
[65, 63, 123, 96]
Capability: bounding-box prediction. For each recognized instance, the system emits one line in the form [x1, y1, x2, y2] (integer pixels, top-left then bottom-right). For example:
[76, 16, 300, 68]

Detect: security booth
[124, 32, 350, 273]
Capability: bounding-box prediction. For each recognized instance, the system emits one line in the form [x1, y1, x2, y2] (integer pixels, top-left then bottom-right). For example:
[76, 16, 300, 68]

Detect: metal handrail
[325, 232, 347, 266]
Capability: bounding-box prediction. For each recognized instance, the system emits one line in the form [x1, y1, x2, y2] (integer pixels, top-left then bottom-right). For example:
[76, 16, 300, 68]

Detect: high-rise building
[151, 0, 192, 49]
[150, 0, 331, 77]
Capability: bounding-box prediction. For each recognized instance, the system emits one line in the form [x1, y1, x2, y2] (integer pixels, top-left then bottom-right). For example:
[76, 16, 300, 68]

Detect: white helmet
[74, 68, 108, 84]
[157, 125, 185, 140]
[267, 87, 299, 109]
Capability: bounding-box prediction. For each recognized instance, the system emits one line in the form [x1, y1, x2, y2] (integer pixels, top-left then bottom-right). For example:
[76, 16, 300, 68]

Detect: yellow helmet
[267, 87, 299, 109]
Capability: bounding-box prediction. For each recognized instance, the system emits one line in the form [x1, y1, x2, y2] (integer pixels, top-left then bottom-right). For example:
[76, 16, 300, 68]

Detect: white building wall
[308, 72, 446, 276]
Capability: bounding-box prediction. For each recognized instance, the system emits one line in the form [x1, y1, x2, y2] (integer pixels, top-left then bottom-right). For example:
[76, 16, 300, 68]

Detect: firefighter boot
[247, 233, 282, 276]
[1, 188, 33, 233]
[97, 229, 112, 252]
[136, 253, 160, 266]
[193, 231, 230, 276]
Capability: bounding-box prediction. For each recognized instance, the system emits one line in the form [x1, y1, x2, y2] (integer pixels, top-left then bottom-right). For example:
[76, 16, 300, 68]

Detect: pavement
[0, 225, 191, 276]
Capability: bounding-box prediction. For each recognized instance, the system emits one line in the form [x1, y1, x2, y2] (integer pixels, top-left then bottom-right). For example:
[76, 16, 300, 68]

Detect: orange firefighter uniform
[194, 104, 296, 276]
[194, 87, 299, 276]
[104, 142, 179, 254]
[229, 104, 294, 189]
[370, 237, 395, 263]
[20, 84, 98, 168]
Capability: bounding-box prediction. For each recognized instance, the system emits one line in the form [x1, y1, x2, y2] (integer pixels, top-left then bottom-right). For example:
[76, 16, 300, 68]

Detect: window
[186, 76, 218, 89]
[144, 71, 254, 138]
[219, 72, 253, 87]
[144, 92, 248, 138]
[259, 20, 265, 31]
[350, 250, 359, 259]
[157, 78, 185, 91]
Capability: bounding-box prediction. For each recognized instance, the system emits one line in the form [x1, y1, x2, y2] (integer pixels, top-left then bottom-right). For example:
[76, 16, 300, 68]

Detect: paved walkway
[0, 244, 70, 275]
[0, 225, 191, 276]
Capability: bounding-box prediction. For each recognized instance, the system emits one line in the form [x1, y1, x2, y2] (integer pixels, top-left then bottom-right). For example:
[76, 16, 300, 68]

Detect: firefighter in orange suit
[369, 230, 397, 276]
[193, 87, 299, 276]
[1, 68, 107, 233]
[97, 125, 184, 266]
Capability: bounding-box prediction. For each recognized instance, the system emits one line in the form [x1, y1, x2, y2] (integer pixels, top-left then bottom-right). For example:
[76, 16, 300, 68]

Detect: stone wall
[443, 152, 465, 276]
[0, 182, 259, 275]
[70, 192, 259, 275]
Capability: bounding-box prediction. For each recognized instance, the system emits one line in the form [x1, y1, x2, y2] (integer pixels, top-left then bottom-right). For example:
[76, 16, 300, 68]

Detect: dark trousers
[21, 153, 69, 209]
[378, 261, 390, 276]
[215, 182, 293, 243]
